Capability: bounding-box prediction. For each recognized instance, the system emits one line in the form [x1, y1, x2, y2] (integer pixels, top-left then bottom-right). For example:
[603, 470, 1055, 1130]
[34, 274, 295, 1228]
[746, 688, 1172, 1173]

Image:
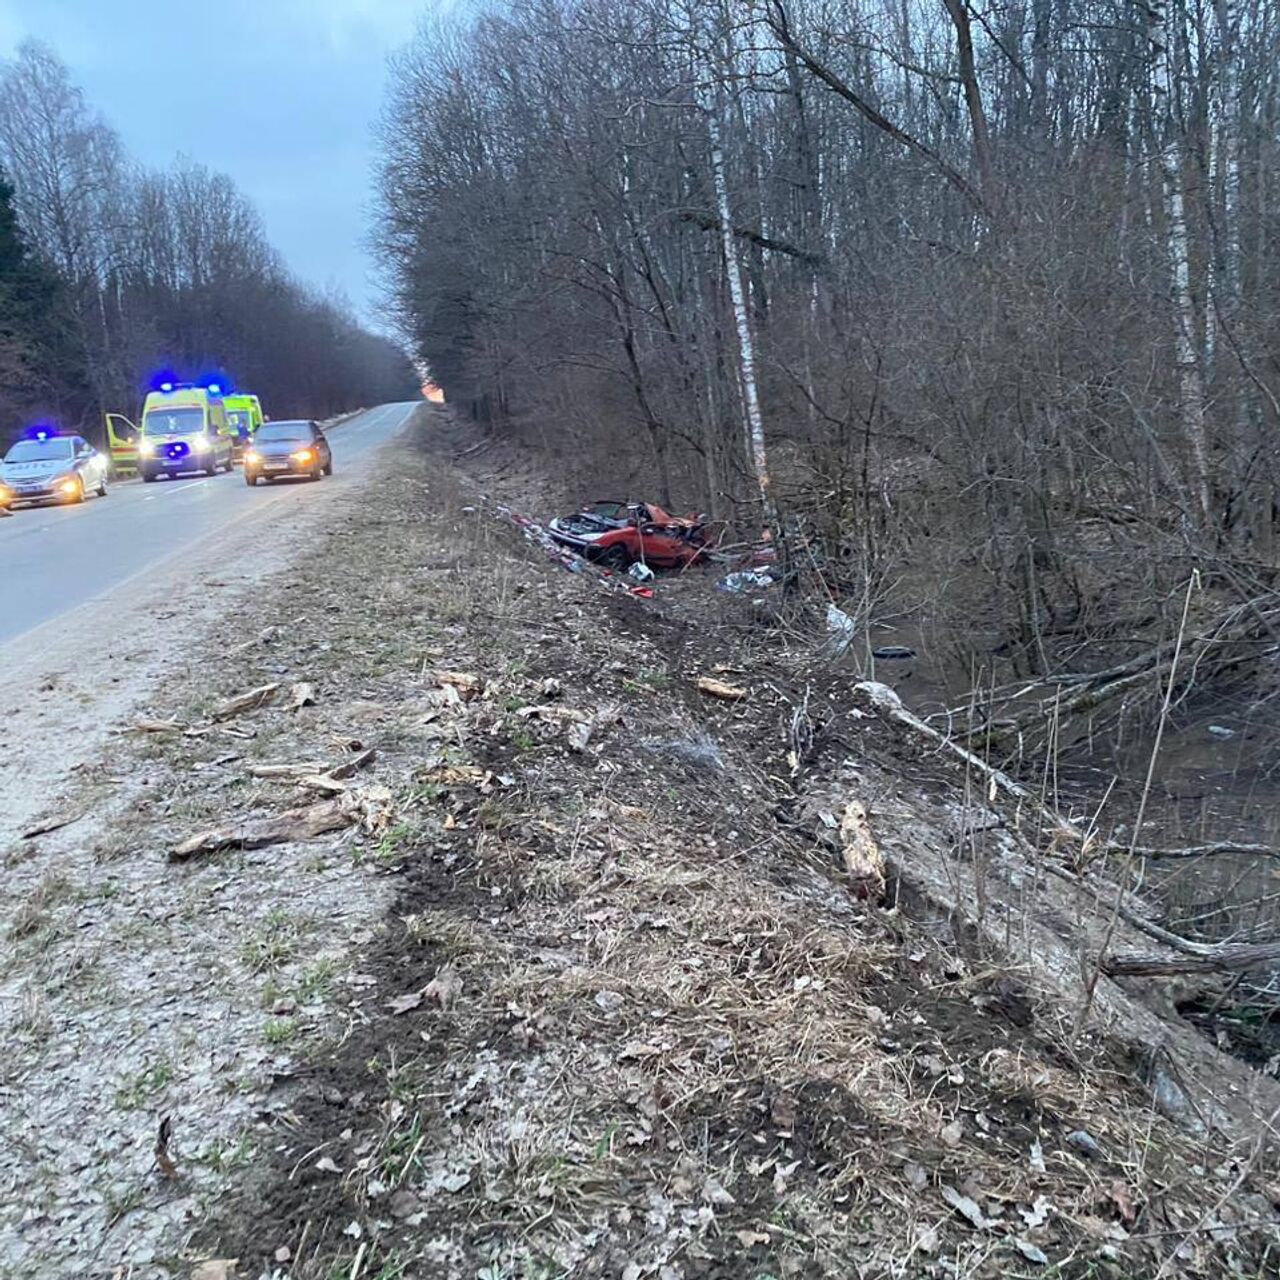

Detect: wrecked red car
[549, 500, 718, 570]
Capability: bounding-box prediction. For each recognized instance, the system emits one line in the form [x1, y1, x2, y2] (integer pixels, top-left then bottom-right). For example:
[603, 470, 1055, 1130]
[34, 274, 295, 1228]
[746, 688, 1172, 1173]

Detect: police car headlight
[191, 436, 211, 452]
[139, 440, 156, 457]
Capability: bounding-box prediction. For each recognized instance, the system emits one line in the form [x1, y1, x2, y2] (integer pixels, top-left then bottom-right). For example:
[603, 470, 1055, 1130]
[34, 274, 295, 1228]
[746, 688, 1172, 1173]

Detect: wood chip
[130, 718, 185, 734]
[434, 670, 483, 698]
[328, 747, 377, 779]
[212, 683, 280, 721]
[287, 681, 317, 711]
[20, 810, 83, 840]
[696, 676, 747, 701]
[839, 799, 885, 901]
[249, 761, 331, 779]
[169, 797, 354, 861]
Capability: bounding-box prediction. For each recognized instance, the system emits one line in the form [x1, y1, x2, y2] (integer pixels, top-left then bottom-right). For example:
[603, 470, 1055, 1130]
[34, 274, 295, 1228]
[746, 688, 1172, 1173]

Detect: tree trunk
[706, 96, 772, 519]
[1149, 0, 1213, 527]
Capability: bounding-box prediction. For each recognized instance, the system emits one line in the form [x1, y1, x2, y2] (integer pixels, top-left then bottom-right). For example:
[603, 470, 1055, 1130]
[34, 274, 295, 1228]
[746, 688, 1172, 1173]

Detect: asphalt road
[0, 401, 418, 645]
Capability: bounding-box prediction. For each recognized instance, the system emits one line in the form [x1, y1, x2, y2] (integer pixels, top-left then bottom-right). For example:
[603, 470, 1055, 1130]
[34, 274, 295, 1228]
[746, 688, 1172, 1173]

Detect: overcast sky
[0, 0, 441, 325]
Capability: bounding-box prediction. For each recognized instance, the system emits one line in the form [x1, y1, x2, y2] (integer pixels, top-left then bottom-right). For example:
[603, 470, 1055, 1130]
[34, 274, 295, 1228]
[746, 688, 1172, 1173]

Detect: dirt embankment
[4, 406, 1279, 1280]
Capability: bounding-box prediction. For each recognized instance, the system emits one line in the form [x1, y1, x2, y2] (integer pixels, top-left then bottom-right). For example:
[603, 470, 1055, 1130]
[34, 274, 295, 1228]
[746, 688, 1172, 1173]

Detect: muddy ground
[3, 407, 1279, 1280]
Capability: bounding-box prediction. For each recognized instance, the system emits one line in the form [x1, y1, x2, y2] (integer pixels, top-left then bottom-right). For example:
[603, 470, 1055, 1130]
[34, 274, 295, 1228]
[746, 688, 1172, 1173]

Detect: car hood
[1, 459, 74, 480]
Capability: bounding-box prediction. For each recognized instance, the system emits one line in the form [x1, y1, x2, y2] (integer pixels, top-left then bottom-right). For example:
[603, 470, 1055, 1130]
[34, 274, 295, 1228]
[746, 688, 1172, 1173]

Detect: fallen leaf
[735, 1230, 770, 1247]
[387, 991, 424, 1015]
[154, 1115, 178, 1178]
[441, 1170, 471, 1192]
[1028, 1139, 1046, 1173]
[212, 683, 280, 722]
[915, 1223, 940, 1254]
[904, 1162, 928, 1192]
[1019, 1196, 1053, 1229]
[424, 965, 462, 1009]
[273, 1247, 291, 1264]
[567, 719, 594, 752]
[696, 676, 747, 701]
[315, 1157, 342, 1174]
[1109, 1179, 1138, 1225]
[1015, 1239, 1050, 1266]
[389, 1190, 421, 1218]
[941, 1183, 998, 1231]
[770, 1093, 797, 1133]
[702, 1175, 735, 1207]
[940, 1118, 964, 1148]
[594, 989, 624, 1015]
[342, 1220, 362, 1239]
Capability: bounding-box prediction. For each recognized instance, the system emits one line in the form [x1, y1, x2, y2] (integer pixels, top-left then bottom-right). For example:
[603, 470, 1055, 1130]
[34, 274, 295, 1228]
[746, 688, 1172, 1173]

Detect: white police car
[0, 431, 109, 510]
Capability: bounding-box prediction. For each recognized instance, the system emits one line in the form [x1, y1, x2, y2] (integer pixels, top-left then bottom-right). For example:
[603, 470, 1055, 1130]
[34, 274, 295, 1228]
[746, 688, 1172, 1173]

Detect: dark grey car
[243, 420, 333, 485]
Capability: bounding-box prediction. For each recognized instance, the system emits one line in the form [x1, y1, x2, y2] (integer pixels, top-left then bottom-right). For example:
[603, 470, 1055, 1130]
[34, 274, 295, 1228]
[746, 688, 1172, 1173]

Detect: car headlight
[139, 440, 156, 457]
[292, 448, 314, 464]
[191, 436, 210, 452]
[58, 477, 79, 495]
[244, 450, 260, 465]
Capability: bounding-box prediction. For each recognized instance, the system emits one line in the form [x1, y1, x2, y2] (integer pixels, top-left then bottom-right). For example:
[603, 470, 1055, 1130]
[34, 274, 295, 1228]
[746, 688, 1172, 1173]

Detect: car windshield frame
[4, 438, 75, 463]
[143, 408, 206, 436]
[256, 421, 313, 442]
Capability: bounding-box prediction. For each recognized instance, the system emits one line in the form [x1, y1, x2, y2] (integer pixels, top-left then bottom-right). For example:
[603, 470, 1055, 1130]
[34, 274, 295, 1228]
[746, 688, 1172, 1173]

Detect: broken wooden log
[839, 799, 885, 901]
[1103, 940, 1280, 977]
[212, 683, 280, 722]
[170, 797, 351, 860]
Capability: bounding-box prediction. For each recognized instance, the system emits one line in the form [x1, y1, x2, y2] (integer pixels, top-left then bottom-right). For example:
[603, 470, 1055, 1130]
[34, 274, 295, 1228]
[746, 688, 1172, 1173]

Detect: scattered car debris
[715, 569, 776, 593]
[826, 602, 857, 655]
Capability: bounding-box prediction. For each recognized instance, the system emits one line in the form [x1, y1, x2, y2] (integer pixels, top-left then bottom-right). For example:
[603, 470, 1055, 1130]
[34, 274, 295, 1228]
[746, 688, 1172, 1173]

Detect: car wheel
[96, 476, 108, 497]
[68, 476, 86, 504]
[141, 466, 156, 483]
[323, 460, 333, 476]
[311, 465, 323, 481]
[245, 472, 258, 487]
[598, 545, 630, 571]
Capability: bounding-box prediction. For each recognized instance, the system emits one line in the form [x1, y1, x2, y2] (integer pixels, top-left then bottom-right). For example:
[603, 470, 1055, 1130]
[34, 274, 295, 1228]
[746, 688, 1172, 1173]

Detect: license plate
[265, 463, 289, 472]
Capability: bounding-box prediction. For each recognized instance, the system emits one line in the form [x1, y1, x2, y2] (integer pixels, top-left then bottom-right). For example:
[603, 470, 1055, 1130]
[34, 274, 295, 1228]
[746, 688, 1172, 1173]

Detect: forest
[0, 41, 418, 446]
[377, 0, 1280, 962]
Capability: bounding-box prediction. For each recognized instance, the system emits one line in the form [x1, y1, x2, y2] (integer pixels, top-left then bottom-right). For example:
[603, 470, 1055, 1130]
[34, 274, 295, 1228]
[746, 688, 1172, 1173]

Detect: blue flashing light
[160, 381, 174, 392]
[207, 382, 222, 395]
[34, 428, 50, 441]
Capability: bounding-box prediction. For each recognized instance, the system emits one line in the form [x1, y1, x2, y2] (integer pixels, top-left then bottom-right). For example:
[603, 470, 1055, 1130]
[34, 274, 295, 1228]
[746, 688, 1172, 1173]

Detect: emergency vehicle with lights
[138, 381, 234, 481]
[0, 428, 110, 509]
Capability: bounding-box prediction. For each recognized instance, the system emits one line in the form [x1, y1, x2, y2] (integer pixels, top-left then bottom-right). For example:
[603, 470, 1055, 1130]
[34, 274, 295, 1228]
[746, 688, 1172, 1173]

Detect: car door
[314, 425, 330, 467]
[636, 522, 690, 567]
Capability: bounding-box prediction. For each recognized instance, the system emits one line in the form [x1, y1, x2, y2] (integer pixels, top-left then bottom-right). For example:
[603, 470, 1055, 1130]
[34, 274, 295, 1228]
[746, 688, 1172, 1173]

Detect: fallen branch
[1103, 940, 1280, 977]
